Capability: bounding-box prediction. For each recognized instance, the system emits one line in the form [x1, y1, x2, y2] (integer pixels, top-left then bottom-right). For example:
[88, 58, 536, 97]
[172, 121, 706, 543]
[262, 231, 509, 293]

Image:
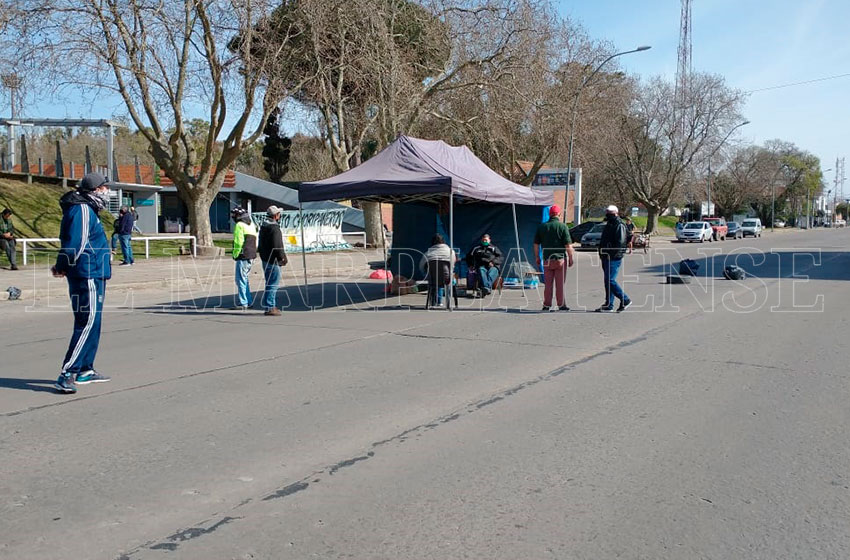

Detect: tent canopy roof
[298, 135, 553, 206]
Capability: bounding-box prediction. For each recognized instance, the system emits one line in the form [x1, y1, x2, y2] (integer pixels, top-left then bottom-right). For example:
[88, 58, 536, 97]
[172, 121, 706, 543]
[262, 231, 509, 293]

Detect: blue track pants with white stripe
[61, 277, 105, 376]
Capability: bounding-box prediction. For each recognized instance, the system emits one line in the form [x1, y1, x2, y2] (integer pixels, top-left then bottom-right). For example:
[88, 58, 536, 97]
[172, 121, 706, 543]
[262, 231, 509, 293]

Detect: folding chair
[425, 259, 455, 311]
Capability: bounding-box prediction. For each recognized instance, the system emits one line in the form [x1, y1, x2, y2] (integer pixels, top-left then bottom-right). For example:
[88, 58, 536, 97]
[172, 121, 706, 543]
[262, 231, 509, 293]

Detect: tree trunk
[182, 189, 218, 256]
[361, 201, 384, 248]
[645, 205, 659, 234]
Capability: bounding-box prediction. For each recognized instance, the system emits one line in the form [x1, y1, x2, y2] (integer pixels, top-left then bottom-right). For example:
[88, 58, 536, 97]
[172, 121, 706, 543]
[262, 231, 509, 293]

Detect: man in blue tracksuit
[51, 173, 114, 393]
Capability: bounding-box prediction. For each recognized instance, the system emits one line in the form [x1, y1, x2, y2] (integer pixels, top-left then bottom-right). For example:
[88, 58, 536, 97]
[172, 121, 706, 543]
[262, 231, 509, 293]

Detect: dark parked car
[726, 221, 743, 239]
[569, 221, 601, 244]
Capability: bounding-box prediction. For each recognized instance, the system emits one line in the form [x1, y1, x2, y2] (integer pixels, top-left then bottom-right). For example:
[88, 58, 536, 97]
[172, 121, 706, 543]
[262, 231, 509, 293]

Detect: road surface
[1, 229, 849, 559]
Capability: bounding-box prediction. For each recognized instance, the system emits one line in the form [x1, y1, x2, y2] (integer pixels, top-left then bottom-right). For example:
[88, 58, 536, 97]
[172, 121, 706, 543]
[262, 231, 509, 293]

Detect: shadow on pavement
[0, 378, 58, 393]
[640, 248, 850, 282]
[138, 281, 409, 314]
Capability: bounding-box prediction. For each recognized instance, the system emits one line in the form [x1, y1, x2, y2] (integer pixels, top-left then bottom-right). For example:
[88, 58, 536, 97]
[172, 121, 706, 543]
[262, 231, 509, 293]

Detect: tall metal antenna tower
[836, 157, 846, 213]
[676, 0, 693, 109]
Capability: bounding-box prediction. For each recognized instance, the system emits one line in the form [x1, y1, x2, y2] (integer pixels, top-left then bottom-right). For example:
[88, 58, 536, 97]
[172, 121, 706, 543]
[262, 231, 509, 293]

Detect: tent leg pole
[449, 193, 454, 311]
[512, 203, 525, 299]
[379, 204, 390, 298]
[299, 202, 309, 308]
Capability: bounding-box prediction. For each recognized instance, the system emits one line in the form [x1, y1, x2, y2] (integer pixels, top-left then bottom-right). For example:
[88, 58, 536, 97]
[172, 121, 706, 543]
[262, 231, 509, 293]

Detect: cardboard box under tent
[297, 135, 553, 305]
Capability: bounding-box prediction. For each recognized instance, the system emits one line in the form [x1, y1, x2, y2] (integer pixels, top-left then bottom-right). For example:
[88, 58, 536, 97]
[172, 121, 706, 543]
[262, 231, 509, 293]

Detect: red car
[703, 217, 728, 241]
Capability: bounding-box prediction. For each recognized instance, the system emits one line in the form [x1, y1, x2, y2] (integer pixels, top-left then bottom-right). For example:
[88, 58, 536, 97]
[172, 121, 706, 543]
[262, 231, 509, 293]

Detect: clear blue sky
[558, 0, 850, 187]
[11, 0, 848, 189]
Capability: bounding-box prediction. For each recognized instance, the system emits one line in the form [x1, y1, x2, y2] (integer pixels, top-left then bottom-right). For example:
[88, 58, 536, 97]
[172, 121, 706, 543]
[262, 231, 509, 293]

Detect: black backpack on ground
[679, 259, 700, 276]
[724, 265, 746, 280]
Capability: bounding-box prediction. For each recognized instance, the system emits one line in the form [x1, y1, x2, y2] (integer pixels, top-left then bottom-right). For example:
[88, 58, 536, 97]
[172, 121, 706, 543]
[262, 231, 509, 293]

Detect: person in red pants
[533, 205, 574, 311]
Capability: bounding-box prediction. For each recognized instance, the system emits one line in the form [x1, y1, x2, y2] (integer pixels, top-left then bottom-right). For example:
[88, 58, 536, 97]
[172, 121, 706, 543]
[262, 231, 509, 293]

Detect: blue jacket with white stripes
[55, 191, 112, 280]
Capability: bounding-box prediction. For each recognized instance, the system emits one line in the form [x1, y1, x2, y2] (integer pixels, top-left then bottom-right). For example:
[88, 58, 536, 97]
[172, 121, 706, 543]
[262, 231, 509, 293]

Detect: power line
[747, 72, 850, 93]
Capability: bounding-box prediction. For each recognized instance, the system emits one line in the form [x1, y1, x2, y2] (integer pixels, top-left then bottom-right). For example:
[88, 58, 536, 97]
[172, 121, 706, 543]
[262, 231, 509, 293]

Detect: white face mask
[87, 188, 111, 211]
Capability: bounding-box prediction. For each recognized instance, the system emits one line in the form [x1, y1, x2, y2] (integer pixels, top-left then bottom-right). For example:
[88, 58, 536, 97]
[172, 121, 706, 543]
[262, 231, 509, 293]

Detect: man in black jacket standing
[258, 206, 288, 316]
[597, 205, 632, 312]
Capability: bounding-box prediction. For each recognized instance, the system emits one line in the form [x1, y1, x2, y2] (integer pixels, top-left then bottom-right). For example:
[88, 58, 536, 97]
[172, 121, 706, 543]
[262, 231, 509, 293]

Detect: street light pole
[565, 45, 651, 225]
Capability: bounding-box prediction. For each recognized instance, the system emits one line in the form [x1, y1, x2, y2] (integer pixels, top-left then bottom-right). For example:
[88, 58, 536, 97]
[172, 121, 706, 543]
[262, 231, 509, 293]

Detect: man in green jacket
[0, 208, 18, 270]
[231, 207, 258, 310]
[533, 205, 574, 311]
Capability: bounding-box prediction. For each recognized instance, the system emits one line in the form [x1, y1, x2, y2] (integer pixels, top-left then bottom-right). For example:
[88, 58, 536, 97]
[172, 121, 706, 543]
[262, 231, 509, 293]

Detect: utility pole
[837, 157, 846, 221]
[675, 0, 692, 123]
[1, 73, 22, 168]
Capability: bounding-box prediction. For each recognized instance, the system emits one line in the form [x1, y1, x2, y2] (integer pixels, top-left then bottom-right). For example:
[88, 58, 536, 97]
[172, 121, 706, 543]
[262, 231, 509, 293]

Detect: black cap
[79, 172, 111, 192]
[1, 208, 11, 215]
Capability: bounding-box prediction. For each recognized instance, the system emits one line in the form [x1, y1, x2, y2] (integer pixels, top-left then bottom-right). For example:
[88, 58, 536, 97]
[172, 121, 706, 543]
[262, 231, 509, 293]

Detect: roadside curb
[2, 265, 377, 302]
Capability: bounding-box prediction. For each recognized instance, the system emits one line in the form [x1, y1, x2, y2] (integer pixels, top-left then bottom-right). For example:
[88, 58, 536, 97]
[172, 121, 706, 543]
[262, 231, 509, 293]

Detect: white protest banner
[252, 209, 348, 252]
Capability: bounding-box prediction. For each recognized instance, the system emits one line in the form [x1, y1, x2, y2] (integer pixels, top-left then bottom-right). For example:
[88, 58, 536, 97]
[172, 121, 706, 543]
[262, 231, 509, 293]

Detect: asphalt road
[2, 230, 849, 559]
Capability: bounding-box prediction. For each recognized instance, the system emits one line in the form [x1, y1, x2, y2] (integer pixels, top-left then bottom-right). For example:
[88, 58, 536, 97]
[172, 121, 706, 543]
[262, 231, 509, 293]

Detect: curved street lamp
[565, 46, 651, 225]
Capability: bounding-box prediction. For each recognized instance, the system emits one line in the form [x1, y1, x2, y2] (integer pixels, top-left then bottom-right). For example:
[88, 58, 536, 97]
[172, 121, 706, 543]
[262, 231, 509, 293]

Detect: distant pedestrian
[231, 207, 258, 310]
[130, 206, 142, 234]
[116, 206, 135, 265]
[51, 172, 114, 394]
[111, 216, 120, 255]
[533, 204, 574, 311]
[596, 205, 631, 313]
[0, 208, 18, 270]
[258, 206, 288, 316]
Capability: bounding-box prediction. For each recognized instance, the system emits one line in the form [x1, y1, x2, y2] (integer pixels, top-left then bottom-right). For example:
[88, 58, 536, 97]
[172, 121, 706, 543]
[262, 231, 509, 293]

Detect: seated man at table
[466, 233, 503, 295]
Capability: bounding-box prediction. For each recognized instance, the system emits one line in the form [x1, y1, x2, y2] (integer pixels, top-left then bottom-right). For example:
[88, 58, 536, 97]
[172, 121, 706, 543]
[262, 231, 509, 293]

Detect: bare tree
[710, 144, 783, 218]
[2, 0, 311, 252]
[604, 73, 746, 232]
[262, 0, 555, 246]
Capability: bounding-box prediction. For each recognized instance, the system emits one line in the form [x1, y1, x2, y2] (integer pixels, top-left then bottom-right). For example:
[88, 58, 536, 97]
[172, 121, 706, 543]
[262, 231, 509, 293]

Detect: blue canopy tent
[297, 135, 553, 305]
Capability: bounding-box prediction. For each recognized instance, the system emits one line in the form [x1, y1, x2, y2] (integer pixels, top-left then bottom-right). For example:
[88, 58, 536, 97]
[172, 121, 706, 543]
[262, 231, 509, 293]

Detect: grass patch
[0, 177, 113, 241]
[0, 176, 195, 263]
[631, 215, 679, 236]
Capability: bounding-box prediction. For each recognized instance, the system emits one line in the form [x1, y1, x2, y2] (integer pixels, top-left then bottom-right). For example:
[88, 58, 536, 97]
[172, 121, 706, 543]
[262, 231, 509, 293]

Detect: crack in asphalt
[117, 310, 703, 558]
[722, 360, 796, 372]
[392, 331, 579, 349]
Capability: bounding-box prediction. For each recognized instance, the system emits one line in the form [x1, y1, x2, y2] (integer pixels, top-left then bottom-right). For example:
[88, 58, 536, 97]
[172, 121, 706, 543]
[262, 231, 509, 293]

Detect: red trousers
[543, 258, 566, 307]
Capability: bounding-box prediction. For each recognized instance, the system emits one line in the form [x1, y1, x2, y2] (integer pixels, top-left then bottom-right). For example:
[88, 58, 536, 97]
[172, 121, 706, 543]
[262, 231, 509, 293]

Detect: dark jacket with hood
[258, 220, 288, 266]
[55, 190, 112, 279]
[599, 215, 628, 260]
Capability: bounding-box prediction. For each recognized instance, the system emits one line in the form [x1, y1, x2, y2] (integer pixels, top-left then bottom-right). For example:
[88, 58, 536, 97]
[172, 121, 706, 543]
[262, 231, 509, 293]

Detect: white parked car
[835, 219, 846, 228]
[676, 221, 713, 243]
[741, 218, 763, 237]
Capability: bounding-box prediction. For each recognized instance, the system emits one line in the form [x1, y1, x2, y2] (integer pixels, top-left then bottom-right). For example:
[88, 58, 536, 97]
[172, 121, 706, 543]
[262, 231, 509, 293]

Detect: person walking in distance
[258, 206, 288, 316]
[116, 206, 135, 265]
[596, 205, 632, 312]
[130, 206, 142, 234]
[0, 208, 19, 270]
[51, 173, 114, 394]
[533, 204, 574, 311]
[231, 207, 258, 310]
